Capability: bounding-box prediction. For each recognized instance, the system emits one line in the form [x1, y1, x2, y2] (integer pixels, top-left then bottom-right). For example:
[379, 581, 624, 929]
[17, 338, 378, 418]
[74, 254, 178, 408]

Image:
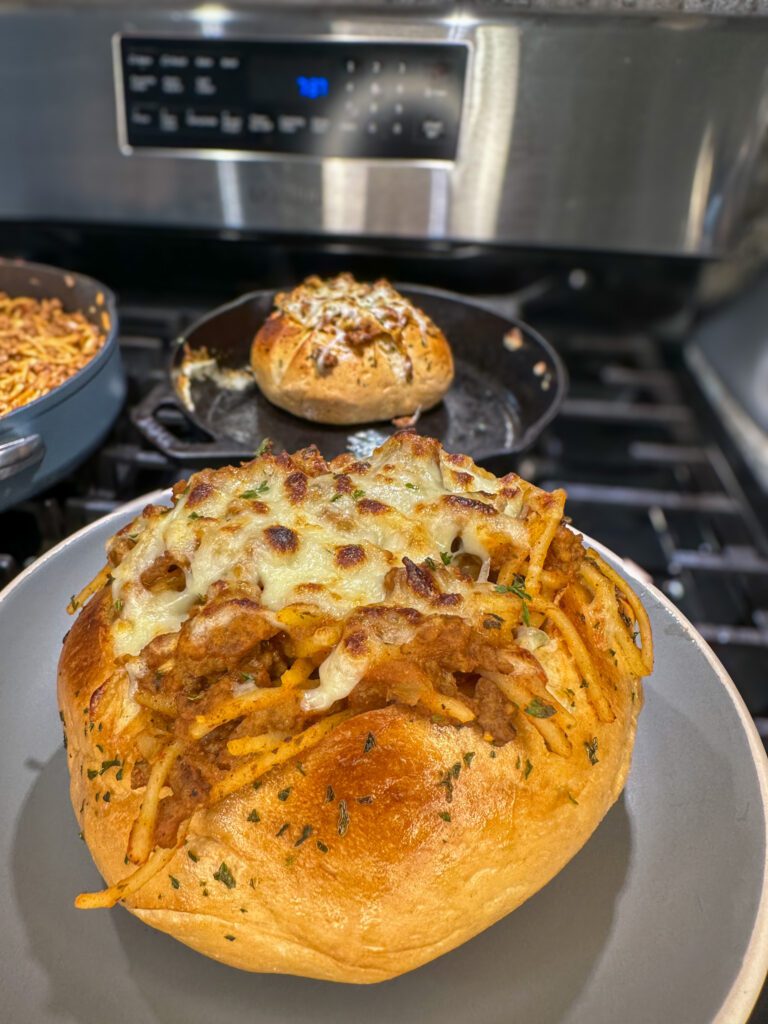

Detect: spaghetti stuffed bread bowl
[58, 432, 652, 983]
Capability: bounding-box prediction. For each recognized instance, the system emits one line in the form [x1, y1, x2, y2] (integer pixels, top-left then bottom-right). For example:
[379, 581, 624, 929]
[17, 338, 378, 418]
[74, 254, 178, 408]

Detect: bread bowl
[250, 274, 454, 424]
[58, 431, 652, 982]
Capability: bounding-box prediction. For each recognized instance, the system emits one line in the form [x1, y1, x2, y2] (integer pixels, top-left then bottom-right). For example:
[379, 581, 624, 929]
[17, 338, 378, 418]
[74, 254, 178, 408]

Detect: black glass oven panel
[120, 38, 467, 160]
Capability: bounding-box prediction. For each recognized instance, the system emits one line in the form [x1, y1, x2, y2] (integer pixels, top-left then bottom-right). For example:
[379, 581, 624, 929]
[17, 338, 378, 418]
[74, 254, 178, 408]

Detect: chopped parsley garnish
[68, 595, 79, 612]
[438, 811, 452, 822]
[316, 840, 329, 853]
[247, 809, 261, 823]
[330, 493, 343, 503]
[357, 795, 373, 804]
[87, 768, 98, 780]
[325, 785, 335, 803]
[295, 762, 306, 776]
[496, 575, 531, 599]
[567, 791, 579, 806]
[584, 737, 599, 765]
[463, 752, 475, 768]
[169, 875, 180, 889]
[580, 678, 589, 689]
[524, 759, 533, 779]
[252, 780, 262, 791]
[213, 862, 236, 888]
[240, 672, 254, 683]
[187, 850, 199, 863]
[351, 488, 365, 500]
[99, 758, 121, 774]
[440, 551, 452, 566]
[438, 771, 455, 803]
[254, 438, 270, 457]
[240, 481, 269, 499]
[521, 601, 531, 626]
[337, 800, 350, 837]
[294, 825, 313, 847]
[187, 511, 202, 520]
[450, 762, 461, 779]
[113, 598, 123, 614]
[424, 556, 437, 570]
[525, 698, 556, 719]
[277, 787, 292, 802]
[405, 482, 417, 490]
[115, 768, 124, 781]
[276, 823, 290, 838]
[224, 934, 236, 942]
[363, 732, 376, 753]
[102, 791, 111, 802]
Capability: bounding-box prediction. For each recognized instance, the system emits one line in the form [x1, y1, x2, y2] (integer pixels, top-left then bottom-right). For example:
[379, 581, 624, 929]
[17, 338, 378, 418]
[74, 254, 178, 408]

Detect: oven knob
[219, 56, 240, 71]
[310, 116, 331, 135]
[345, 58, 357, 74]
[391, 121, 403, 135]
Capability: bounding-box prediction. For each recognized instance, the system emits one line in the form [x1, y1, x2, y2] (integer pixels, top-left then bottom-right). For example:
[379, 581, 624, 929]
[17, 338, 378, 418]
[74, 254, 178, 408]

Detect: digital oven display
[118, 38, 467, 161]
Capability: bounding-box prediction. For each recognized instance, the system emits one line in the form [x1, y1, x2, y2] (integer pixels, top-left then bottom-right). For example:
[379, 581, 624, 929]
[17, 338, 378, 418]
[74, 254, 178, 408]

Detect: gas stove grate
[1, 299, 766, 745]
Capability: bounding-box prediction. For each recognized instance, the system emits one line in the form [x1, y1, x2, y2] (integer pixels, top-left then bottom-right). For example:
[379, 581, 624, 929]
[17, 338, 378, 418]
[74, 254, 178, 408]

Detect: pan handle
[0, 434, 45, 481]
[131, 384, 250, 465]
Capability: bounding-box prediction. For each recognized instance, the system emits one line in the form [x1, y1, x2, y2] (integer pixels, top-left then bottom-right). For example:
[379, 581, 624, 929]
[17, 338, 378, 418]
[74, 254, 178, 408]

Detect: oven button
[420, 118, 445, 140]
[310, 116, 330, 135]
[129, 105, 155, 128]
[219, 56, 240, 71]
[371, 60, 383, 75]
[185, 109, 219, 129]
[344, 58, 358, 74]
[340, 120, 358, 133]
[161, 75, 185, 95]
[397, 60, 407, 75]
[248, 113, 275, 134]
[128, 73, 158, 94]
[391, 121, 403, 136]
[159, 54, 189, 70]
[194, 75, 217, 97]
[394, 102, 404, 115]
[126, 52, 154, 70]
[159, 108, 180, 133]
[366, 121, 378, 134]
[278, 114, 307, 135]
[221, 110, 244, 135]
[194, 55, 215, 70]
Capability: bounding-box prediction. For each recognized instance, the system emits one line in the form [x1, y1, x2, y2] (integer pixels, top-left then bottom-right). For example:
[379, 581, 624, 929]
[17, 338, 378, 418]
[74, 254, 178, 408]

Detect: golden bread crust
[250, 275, 454, 425]
[57, 433, 650, 982]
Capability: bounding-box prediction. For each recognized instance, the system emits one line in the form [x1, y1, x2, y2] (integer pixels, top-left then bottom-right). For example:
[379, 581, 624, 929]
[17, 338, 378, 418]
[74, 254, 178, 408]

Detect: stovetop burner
[2, 291, 767, 750]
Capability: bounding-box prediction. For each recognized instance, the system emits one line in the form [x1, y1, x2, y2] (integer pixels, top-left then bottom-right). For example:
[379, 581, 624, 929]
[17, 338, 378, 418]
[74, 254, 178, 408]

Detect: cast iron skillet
[0, 258, 124, 511]
[132, 284, 567, 464]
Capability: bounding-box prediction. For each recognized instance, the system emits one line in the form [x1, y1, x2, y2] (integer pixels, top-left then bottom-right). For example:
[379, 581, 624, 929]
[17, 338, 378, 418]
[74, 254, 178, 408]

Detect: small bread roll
[250, 274, 454, 424]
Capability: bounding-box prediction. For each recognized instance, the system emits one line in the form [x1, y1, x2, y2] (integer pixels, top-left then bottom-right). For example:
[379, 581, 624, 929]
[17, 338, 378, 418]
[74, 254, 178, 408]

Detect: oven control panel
[118, 37, 467, 161]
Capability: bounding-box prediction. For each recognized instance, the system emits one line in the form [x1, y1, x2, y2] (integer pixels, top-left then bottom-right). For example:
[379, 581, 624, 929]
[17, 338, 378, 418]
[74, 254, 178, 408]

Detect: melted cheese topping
[276, 273, 435, 340]
[109, 434, 537, 709]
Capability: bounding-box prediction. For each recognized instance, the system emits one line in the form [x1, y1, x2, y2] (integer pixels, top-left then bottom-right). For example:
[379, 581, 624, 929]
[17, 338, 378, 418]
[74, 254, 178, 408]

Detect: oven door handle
[131, 384, 250, 466]
[0, 433, 46, 481]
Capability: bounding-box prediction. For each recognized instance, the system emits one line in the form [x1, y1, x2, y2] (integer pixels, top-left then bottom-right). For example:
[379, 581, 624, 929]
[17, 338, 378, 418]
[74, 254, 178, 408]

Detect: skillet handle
[131, 385, 251, 466]
[0, 434, 45, 481]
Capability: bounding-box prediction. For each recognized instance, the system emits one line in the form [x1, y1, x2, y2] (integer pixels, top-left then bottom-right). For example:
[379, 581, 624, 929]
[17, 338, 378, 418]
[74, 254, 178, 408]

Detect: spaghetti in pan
[58, 431, 652, 982]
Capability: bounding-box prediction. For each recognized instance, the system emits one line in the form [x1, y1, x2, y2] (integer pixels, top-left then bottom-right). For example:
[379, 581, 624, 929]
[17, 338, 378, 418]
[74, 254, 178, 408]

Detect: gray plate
[1, 495, 767, 1024]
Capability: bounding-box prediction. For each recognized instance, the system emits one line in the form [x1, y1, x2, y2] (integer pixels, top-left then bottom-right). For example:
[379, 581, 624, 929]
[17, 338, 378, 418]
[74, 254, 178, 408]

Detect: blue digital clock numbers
[296, 75, 329, 100]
